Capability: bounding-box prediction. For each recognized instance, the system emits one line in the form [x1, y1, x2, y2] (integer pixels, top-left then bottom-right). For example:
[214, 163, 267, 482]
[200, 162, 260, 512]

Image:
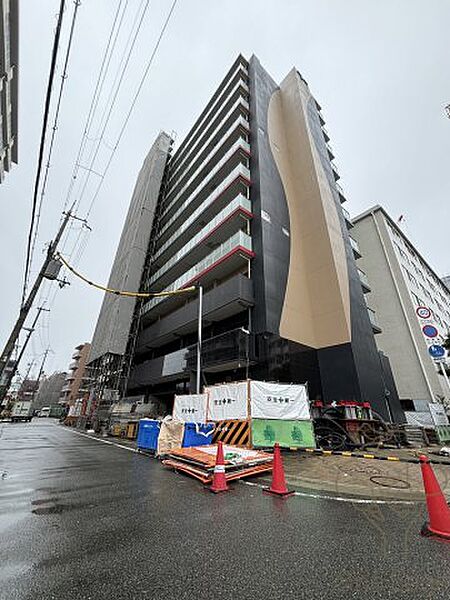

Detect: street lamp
[196, 285, 203, 394]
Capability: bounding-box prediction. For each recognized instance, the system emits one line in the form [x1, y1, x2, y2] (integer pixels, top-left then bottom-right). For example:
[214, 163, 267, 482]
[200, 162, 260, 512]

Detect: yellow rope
[56, 253, 197, 299]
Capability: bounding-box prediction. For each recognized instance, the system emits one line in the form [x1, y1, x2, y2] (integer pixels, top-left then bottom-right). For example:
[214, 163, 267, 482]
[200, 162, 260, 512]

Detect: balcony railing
[148, 196, 252, 286]
[170, 67, 249, 172]
[168, 96, 249, 187]
[350, 236, 361, 256]
[367, 307, 380, 329]
[358, 268, 370, 288]
[162, 135, 250, 220]
[156, 163, 250, 244]
[142, 231, 252, 314]
[342, 206, 351, 222]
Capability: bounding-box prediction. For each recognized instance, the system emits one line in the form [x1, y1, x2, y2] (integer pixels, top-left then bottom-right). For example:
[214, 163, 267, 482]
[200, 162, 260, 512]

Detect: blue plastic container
[137, 419, 161, 451]
[182, 422, 214, 447]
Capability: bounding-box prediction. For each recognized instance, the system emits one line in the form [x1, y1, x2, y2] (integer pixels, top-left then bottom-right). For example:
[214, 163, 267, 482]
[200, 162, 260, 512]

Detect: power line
[28, 0, 82, 282]
[21, 0, 67, 307]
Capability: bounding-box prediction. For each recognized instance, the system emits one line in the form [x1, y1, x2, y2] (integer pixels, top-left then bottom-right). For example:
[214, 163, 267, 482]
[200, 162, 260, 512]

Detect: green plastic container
[251, 419, 316, 448]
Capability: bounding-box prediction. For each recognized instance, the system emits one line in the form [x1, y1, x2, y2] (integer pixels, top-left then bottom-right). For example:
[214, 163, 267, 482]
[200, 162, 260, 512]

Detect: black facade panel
[248, 56, 290, 335]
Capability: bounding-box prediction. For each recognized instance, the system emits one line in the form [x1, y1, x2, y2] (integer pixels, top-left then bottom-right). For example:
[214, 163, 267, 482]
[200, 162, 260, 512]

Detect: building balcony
[169, 62, 249, 174]
[326, 142, 334, 160]
[161, 135, 250, 225]
[330, 160, 340, 181]
[156, 163, 250, 249]
[358, 268, 370, 292]
[186, 327, 255, 373]
[60, 385, 71, 393]
[322, 126, 330, 142]
[335, 181, 346, 203]
[141, 231, 254, 319]
[367, 307, 382, 333]
[129, 327, 255, 390]
[68, 361, 78, 370]
[350, 236, 361, 259]
[148, 197, 252, 288]
[168, 95, 250, 189]
[71, 350, 81, 360]
[138, 274, 254, 350]
[342, 206, 353, 228]
[65, 373, 75, 381]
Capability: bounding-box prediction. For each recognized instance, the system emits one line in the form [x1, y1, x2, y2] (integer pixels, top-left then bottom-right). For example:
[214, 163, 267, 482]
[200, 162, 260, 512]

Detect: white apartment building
[352, 205, 450, 420]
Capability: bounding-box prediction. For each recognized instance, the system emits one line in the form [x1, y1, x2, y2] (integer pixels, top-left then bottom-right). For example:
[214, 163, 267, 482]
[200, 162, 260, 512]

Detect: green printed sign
[252, 419, 316, 448]
[436, 425, 450, 444]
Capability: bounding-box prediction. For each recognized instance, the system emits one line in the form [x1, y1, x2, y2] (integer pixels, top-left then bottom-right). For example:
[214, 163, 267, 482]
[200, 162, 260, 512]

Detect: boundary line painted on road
[240, 480, 419, 505]
[58, 426, 139, 453]
[294, 447, 450, 466]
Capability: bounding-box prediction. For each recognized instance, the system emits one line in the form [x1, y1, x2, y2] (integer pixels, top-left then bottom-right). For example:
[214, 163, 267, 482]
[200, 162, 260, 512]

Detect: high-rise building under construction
[88, 54, 404, 422]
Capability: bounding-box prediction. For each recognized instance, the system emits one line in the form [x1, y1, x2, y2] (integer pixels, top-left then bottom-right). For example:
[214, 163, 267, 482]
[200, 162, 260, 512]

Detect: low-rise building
[60, 343, 91, 406]
[352, 205, 450, 420]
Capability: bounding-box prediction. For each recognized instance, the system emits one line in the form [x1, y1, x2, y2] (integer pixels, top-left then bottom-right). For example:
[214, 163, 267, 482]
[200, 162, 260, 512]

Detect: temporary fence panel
[206, 382, 248, 421]
[212, 419, 250, 447]
[436, 425, 450, 444]
[250, 380, 310, 420]
[429, 403, 449, 427]
[251, 419, 316, 448]
[172, 394, 208, 423]
[182, 423, 214, 447]
[137, 419, 161, 451]
[157, 418, 185, 455]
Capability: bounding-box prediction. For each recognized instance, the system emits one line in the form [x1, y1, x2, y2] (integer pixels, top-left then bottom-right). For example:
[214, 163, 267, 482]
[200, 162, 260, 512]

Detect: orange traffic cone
[210, 441, 229, 493]
[263, 442, 294, 498]
[419, 455, 450, 540]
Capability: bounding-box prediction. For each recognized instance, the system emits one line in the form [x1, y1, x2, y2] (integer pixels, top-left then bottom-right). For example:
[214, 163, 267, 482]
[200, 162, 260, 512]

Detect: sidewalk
[265, 451, 450, 501]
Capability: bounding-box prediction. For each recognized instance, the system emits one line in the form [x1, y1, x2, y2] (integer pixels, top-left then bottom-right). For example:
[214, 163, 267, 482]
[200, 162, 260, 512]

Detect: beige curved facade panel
[268, 69, 351, 349]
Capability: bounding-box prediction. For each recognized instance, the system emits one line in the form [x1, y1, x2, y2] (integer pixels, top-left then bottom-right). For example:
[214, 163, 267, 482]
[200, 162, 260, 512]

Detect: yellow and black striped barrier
[291, 447, 450, 466]
[213, 419, 250, 447]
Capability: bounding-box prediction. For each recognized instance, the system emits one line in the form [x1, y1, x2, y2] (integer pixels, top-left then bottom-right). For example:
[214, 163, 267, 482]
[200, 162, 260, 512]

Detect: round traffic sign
[422, 324, 438, 338]
[416, 306, 431, 319]
[429, 345, 445, 359]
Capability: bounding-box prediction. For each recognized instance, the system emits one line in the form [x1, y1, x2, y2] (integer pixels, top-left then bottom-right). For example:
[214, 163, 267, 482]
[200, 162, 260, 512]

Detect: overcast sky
[1, 0, 449, 377]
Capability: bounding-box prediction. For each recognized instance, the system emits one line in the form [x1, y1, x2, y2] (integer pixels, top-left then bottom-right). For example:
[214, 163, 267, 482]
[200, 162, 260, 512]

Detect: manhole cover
[369, 476, 410, 489]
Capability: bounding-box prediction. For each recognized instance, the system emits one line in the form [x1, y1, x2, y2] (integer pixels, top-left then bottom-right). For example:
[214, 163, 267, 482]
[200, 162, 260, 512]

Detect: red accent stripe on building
[181, 245, 255, 290]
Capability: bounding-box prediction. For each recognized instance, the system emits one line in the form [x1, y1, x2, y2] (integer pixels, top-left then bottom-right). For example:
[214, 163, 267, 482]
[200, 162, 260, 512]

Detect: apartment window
[395, 242, 409, 264]
[420, 284, 432, 301]
[411, 292, 424, 307]
[402, 266, 417, 288]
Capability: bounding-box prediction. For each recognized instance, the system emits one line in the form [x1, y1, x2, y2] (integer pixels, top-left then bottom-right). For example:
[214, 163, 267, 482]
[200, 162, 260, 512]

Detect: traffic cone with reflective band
[419, 455, 450, 540]
[263, 442, 294, 498]
[210, 442, 229, 493]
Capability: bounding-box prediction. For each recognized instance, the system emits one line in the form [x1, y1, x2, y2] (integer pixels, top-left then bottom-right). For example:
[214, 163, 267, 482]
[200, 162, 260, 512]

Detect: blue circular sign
[429, 345, 445, 358]
[422, 324, 438, 338]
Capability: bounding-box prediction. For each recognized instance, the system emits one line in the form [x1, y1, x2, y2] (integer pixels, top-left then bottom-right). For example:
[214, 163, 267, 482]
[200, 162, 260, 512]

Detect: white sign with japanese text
[429, 403, 449, 427]
[250, 381, 310, 420]
[172, 394, 207, 423]
[206, 382, 248, 421]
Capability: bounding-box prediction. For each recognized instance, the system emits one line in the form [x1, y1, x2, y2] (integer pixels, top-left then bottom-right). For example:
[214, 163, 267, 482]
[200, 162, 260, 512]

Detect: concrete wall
[352, 210, 441, 404]
[89, 132, 172, 363]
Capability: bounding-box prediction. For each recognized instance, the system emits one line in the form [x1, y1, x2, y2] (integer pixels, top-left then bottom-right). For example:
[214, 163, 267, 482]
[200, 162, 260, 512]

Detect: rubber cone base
[263, 487, 295, 498]
[421, 522, 450, 541]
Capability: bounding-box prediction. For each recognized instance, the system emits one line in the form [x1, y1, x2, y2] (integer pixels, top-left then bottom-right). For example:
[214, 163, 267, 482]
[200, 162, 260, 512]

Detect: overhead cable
[56, 253, 196, 298]
[29, 0, 82, 286]
[21, 0, 67, 306]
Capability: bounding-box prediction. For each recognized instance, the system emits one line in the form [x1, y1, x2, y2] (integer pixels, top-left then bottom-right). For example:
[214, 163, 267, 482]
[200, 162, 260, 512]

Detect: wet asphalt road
[1, 420, 450, 600]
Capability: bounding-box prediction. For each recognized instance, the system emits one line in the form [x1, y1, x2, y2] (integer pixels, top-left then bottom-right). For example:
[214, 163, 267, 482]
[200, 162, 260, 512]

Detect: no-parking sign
[416, 306, 431, 319]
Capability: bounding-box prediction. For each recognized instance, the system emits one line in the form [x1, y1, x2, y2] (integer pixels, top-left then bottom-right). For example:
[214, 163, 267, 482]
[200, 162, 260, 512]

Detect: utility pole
[0, 208, 74, 381]
[0, 306, 50, 403]
[36, 347, 51, 383]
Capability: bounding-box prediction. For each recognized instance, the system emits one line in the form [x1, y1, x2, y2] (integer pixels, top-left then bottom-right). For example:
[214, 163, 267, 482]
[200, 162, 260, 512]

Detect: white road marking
[240, 480, 419, 505]
[58, 426, 139, 453]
